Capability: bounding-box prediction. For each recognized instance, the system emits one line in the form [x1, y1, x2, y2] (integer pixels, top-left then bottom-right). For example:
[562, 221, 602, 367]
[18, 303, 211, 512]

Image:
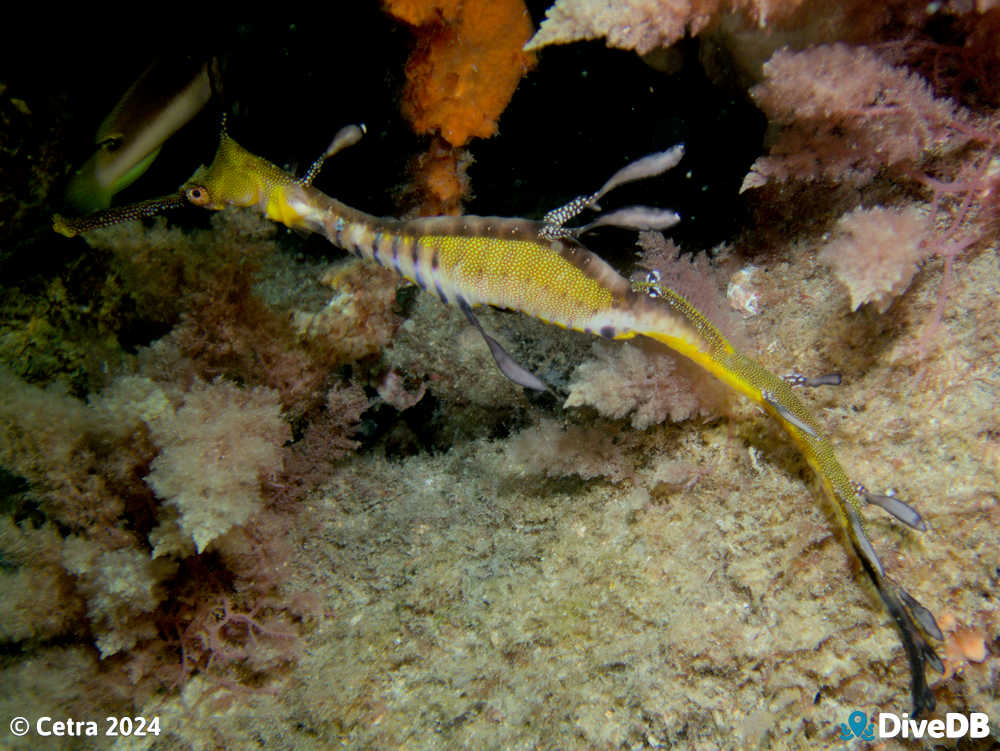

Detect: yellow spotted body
[93, 129, 936, 714]
[423, 234, 614, 324]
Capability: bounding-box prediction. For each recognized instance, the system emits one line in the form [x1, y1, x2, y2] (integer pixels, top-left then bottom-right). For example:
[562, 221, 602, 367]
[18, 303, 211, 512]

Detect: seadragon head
[53, 120, 365, 237]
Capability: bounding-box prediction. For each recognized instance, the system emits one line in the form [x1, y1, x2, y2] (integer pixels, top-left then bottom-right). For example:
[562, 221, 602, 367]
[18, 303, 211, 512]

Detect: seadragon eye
[185, 185, 211, 206]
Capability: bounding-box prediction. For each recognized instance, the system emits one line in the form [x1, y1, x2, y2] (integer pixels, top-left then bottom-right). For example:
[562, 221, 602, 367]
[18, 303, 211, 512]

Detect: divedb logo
[878, 712, 990, 740]
[840, 710, 991, 740]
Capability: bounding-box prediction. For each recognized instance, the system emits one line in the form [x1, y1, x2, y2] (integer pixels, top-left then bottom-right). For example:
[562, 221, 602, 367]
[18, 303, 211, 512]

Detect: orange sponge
[400, 137, 473, 216]
[385, 0, 536, 147]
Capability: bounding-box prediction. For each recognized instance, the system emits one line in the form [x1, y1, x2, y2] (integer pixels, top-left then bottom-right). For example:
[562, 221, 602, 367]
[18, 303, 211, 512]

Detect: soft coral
[745, 42, 999, 329]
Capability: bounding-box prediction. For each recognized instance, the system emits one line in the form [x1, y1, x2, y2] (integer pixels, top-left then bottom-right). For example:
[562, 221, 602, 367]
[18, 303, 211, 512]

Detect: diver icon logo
[840, 711, 875, 741]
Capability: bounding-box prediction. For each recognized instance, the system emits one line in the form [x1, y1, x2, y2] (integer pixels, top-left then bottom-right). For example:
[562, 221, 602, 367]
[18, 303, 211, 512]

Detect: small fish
[65, 55, 219, 214]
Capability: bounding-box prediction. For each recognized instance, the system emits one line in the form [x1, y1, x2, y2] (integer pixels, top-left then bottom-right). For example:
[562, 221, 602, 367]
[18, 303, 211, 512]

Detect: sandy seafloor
[91, 236, 999, 750]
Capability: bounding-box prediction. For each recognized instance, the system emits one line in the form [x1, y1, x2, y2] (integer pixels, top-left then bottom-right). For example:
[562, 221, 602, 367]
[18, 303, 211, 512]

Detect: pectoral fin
[458, 299, 548, 392]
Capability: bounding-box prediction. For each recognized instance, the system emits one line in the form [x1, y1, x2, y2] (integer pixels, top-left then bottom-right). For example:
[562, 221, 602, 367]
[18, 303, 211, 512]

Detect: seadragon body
[54, 124, 943, 714]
